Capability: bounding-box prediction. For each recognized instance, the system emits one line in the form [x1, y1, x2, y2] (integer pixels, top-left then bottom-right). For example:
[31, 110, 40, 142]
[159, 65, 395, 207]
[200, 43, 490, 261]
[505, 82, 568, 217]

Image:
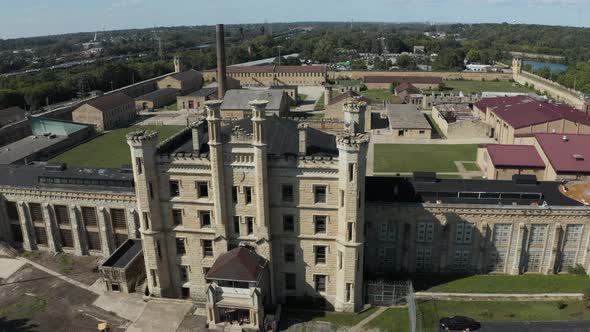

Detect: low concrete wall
[514, 71, 586, 109]
[331, 70, 512, 82]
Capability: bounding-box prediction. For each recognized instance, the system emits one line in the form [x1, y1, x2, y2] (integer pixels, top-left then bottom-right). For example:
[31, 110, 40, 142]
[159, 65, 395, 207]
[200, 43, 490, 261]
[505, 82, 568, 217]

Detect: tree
[432, 48, 465, 71]
[466, 49, 481, 63]
[396, 54, 417, 70]
[351, 59, 367, 70]
[389, 82, 397, 94]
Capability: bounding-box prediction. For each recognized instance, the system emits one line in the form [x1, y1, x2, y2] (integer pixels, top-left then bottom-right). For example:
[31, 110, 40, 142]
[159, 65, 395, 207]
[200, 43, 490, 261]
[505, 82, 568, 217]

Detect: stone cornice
[0, 187, 136, 204]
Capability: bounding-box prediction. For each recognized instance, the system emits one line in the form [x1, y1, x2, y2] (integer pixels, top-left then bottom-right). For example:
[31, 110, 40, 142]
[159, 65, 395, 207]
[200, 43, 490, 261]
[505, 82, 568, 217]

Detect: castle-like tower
[512, 58, 523, 77]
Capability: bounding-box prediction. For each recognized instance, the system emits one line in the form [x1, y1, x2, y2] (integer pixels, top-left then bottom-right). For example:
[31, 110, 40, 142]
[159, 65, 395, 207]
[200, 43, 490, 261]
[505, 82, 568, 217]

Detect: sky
[0, 0, 588, 39]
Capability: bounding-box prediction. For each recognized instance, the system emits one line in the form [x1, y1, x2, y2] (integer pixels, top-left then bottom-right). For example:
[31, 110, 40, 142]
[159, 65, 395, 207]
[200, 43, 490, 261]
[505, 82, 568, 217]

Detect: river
[524, 60, 568, 73]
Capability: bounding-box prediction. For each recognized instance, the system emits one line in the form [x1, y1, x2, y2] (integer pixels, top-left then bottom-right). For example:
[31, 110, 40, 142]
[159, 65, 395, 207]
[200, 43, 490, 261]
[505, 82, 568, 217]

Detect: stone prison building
[1, 100, 590, 331]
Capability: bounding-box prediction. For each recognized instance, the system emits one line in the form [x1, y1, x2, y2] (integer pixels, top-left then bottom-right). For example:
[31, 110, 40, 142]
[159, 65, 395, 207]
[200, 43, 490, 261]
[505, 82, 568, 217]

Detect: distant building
[371, 104, 431, 138]
[204, 65, 327, 87]
[157, 69, 204, 95]
[72, 92, 136, 131]
[135, 88, 180, 111]
[269, 85, 299, 105]
[220, 89, 291, 119]
[431, 104, 489, 138]
[0, 107, 26, 127]
[324, 90, 370, 121]
[364, 76, 442, 90]
[177, 88, 218, 111]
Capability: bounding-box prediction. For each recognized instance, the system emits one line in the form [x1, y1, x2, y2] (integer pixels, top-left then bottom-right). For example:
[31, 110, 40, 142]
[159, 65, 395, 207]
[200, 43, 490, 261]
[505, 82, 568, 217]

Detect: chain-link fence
[365, 280, 423, 332]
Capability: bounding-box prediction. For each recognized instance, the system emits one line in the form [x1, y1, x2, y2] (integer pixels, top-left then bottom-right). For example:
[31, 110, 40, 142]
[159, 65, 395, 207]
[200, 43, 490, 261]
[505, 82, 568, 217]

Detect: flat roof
[0, 135, 68, 164]
[386, 104, 431, 130]
[221, 89, 286, 111]
[366, 176, 582, 206]
[535, 133, 590, 173]
[0, 164, 135, 193]
[485, 144, 545, 168]
[101, 239, 142, 269]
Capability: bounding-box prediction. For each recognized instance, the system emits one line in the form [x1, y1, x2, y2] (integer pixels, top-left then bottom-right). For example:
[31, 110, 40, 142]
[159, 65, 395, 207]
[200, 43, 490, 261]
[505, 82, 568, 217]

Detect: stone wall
[331, 70, 512, 82]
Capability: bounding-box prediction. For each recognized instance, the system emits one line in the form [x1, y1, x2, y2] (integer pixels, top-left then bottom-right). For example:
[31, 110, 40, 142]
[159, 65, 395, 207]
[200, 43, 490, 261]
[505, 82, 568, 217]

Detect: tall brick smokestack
[216, 24, 227, 99]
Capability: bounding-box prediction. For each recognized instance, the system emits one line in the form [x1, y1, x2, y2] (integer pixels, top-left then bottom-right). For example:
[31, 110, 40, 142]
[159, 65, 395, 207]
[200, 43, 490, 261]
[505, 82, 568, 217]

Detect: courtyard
[373, 144, 479, 174]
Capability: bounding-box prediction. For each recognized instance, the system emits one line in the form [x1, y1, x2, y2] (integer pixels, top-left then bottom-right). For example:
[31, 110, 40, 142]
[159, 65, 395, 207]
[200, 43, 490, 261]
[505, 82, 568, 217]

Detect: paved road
[479, 320, 590, 331]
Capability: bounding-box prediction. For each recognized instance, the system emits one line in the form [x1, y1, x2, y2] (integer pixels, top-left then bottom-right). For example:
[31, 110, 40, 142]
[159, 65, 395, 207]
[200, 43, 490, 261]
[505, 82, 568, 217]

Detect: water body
[524, 60, 568, 73]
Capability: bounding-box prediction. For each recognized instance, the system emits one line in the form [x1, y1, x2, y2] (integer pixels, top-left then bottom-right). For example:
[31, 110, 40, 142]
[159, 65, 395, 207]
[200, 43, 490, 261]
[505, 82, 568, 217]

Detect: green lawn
[314, 94, 325, 110]
[359, 89, 402, 104]
[423, 274, 590, 294]
[427, 80, 533, 94]
[50, 125, 184, 168]
[367, 307, 409, 332]
[282, 307, 378, 327]
[419, 299, 590, 331]
[462, 162, 481, 172]
[374, 144, 478, 173]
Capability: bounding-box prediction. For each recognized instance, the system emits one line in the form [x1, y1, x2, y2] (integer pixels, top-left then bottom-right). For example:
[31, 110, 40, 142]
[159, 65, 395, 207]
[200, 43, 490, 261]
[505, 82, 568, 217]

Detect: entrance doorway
[219, 308, 250, 325]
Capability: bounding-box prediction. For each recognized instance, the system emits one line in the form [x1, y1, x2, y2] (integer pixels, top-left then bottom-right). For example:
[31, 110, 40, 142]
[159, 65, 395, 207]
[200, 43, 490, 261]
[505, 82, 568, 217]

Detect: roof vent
[573, 154, 585, 161]
[562, 135, 569, 141]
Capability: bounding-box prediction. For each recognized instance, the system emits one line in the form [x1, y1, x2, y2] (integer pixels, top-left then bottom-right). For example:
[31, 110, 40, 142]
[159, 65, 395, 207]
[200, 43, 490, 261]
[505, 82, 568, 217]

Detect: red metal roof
[394, 82, 421, 94]
[535, 133, 590, 173]
[364, 76, 443, 84]
[205, 246, 267, 282]
[486, 144, 545, 168]
[474, 96, 590, 129]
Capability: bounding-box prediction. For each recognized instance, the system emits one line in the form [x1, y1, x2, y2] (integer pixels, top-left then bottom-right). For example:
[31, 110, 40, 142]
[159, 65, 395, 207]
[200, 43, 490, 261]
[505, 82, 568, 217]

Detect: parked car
[439, 316, 481, 331]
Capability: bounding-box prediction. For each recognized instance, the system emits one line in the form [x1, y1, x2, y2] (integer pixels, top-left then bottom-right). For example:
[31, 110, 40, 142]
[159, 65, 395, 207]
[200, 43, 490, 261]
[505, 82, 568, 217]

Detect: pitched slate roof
[535, 133, 590, 173]
[485, 144, 545, 168]
[221, 89, 287, 111]
[135, 88, 179, 101]
[85, 92, 133, 112]
[169, 69, 201, 83]
[185, 87, 218, 98]
[206, 246, 267, 282]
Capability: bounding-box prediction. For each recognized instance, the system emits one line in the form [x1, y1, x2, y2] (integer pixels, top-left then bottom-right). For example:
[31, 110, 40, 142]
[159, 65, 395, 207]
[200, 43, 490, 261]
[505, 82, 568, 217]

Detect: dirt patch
[21, 251, 101, 286]
[0, 264, 128, 332]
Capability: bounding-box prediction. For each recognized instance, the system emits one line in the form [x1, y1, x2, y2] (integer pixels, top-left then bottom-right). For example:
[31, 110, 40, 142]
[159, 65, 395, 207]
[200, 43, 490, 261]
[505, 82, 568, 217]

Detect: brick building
[72, 92, 136, 131]
[204, 65, 327, 87]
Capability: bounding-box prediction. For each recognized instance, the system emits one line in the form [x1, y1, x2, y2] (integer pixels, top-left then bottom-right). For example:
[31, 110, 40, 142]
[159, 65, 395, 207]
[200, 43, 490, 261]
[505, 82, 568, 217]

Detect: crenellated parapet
[336, 132, 369, 151]
[126, 130, 159, 147]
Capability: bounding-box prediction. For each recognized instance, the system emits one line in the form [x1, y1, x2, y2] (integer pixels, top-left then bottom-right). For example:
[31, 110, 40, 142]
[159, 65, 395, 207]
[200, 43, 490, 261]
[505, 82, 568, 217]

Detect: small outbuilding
[135, 88, 180, 111]
[99, 239, 145, 294]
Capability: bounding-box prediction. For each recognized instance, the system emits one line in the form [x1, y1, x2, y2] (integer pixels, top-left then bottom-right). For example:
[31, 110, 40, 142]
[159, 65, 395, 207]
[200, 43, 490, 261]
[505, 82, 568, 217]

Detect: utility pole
[110, 81, 114, 91]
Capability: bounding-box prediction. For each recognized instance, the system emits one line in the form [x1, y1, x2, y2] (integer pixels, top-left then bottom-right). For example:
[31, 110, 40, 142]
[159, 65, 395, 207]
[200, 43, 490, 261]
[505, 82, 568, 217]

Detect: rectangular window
[348, 163, 355, 182]
[197, 182, 209, 198]
[232, 186, 238, 204]
[245, 187, 253, 204]
[172, 209, 183, 225]
[136, 157, 143, 174]
[246, 217, 254, 235]
[156, 240, 162, 259]
[29, 203, 43, 223]
[143, 212, 150, 230]
[10, 224, 23, 243]
[415, 247, 432, 272]
[378, 223, 397, 241]
[80, 207, 97, 226]
[314, 185, 327, 204]
[176, 238, 186, 255]
[283, 215, 294, 232]
[529, 224, 547, 246]
[564, 224, 583, 247]
[340, 190, 344, 207]
[59, 229, 74, 248]
[54, 205, 69, 225]
[179, 265, 190, 283]
[149, 182, 154, 199]
[200, 211, 211, 227]
[115, 233, 128, 248]
[233, 216, 240, 235]
[87, 231, 101, 250]
[346, 283, 352, 302]
[377, 245, 395, 269]
[452, 249, 470, 271]
[338, 250, 343, 270]
[284, 244, 295, 262]
[314, 275, 326, 292]
[150, 269, 158, 287]
[202, 240, 213, 257]
[314, 216, 327, 234]
[110, 209, 127, 229]
[281, 185, 294, 202]
[285, 273, 296, 290]
[417, 222, 434, 243]
[455, 223, 474, 244]
[315, 246, 327, 264]
[169, 180, 180, 197]
[347, 222, 354, 241]
[492, 224, 511, 246]
[34, 227, 48, 245]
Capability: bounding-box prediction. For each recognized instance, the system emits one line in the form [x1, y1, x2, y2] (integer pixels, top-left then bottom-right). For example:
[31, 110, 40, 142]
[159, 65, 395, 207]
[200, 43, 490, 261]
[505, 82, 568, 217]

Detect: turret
[173, 56, 181, 73]
[127, 130, 173, 297]
[250, 100, 268, 146]
[335, 131, 369, 312]
[343, 101, 367, 134]
[512, 58, 523, 76]
[325, 86, 333, 105]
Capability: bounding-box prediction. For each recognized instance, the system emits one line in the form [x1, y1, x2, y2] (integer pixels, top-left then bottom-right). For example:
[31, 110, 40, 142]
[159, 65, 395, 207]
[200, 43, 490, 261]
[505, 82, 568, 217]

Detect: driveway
[479, 320, 590, 331]
[126, 300, 193, 332]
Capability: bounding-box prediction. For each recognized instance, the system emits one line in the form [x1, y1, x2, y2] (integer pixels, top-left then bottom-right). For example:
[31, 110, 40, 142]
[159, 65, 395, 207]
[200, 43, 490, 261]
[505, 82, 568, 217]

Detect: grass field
[426, 80, 533, 94]
[419, 299, 590, 330]
[314, 94, 325, 110]
[374, 144, 478, 173]
[50, 125, 184, 168]
[422, 274, 590, 294]
[282, 307, 378, 327]
[367, 307, 409, 332]
[359, 89, 402, 104]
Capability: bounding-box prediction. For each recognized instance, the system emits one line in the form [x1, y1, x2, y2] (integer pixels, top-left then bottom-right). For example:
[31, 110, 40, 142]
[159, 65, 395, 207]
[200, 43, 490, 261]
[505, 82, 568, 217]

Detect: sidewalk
[348, 306, 387, 332]
[416, 291, 583, 300]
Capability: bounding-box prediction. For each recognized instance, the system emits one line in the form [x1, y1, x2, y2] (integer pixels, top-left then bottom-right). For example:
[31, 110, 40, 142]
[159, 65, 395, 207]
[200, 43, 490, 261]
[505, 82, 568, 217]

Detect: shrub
[557, 301, 568, 310]
[567, 264, 587, 275]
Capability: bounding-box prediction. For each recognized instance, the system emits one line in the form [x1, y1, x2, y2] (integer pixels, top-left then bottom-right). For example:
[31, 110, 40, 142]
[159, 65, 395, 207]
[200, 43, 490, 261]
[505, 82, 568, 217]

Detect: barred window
[110, 209, 127, 229]
[281, 185, 294, 202]
[416, 247, 432, 272]
[314, 216, 327, 234]
[284, 244, 295, 262]
[314, 275, 326, 292]
[564, 224, 583, 247]
[285, 273, 296, 290]
[526, 251, 542, 272]
[315, 246, 326, 264]
[378, 223, 396, 241]
[176, 238, 186, 256]
[59, 229, 74, 248]
[87, 232, 101, 251]
[416, 222, 434, 243]
[529, 224, 547, 246]
[488, 251, 507, 272]
[283, 215, 294, 232]
[452, 249, 470, 271]
[115, 233, 128, 248]
[81, 207, 97, 226]
[377, 245, 395, 269]
[5, 202, 18, 220]
[455, 223, 474, 244]
[29, 203, 43, 223]
[34, 227, 48, 245]
[54, 205, 69, 225]
[492, 224, 511, 246]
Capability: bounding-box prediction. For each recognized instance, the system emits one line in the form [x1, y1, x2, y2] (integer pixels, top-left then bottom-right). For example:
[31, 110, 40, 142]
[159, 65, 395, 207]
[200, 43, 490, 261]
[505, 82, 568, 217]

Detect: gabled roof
[221, 89, 287, 111]
[395, 82, 421, 94]
[485, 144, 545, 168]
[227, 65, 327, 74]
[206, 246, 267, 282]
[535, 133, 590, 173]
[328, 91, 369, 106]
[85, 92, 133, 112]
[185, 87, 218, 98]
[135, 88, 179, 101]
[365, 76, 443, 84]
[168, 69, 202, 83]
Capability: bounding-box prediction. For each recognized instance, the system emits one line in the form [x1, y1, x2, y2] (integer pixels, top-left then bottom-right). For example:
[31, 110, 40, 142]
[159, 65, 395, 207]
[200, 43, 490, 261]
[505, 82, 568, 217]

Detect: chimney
[216, 24, 228, 99]
[298, 123, 308, 155]
[324, 86, 333, 105]
[191, 120, 206, 152]
[173, 56, 181, 73]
